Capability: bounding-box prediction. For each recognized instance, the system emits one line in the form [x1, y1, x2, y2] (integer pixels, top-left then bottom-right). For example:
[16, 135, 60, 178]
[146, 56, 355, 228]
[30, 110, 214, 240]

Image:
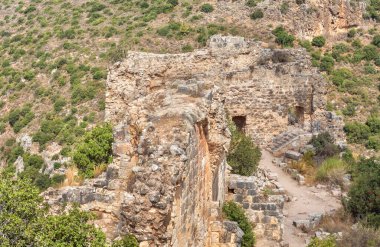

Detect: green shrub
[342, 103, 356, 116]
[330, 68, 354, 87]
[312, 36, 326, 47]
[307, 236, 337, 247]
[246, 0, 260, 7]
[347, 28, 356, 38]
[200, 4, 214, 13]
[344, 122, 371, 144]
[112, 234, 139, 247]
[315, 157, 347, 186]
[366, 135, 380, 150]
[362, 45, 378, 61]
[272, 26, 295, 47]
[8, 105, 34, 133]
[182, 44, 194, 52]
[250, 9, 264, 19]
[309, 132, 339, 159]
[280, 2, 289, 14]
[227, 121, 261, 176]
[53, 98, 66, 112]
[345, 158, 380, 229]
[223, 201, 255, 247]
[372, 34, 380, 47]
[366, 116, 380, 133]
[73, 124, 113, 177]
[320, 55, 335, 72]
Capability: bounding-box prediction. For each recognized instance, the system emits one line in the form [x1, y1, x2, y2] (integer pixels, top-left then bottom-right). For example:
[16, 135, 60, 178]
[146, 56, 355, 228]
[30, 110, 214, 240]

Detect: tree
[227, 121, 261, 176]
[345, 158, 380, 229]
[0, 177, 108, 246]
[73, 123, 113, 177]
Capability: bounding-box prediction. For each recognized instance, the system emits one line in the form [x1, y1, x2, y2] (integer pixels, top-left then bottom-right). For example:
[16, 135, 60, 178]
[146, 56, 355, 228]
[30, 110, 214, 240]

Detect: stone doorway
[288, 106, 304, 126]
[232, 116, 246, 132]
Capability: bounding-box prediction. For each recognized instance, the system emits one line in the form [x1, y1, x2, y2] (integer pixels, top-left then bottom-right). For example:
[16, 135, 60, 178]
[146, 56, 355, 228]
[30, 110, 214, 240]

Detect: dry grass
[316, 208, 353, 233]
[93, 164, 107, 178]
[58, 166, 83, 188]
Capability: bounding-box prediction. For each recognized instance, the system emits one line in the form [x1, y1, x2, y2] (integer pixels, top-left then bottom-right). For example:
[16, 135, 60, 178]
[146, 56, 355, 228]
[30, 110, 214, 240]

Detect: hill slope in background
[0, 0, 379, 181]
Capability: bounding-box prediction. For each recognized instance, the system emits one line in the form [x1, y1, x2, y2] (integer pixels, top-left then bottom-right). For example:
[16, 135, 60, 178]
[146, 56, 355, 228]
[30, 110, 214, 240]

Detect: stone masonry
[44, 35, 345, 246]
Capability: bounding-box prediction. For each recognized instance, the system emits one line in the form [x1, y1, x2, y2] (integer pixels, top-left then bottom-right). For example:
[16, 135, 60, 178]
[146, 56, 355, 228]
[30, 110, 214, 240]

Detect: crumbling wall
[44, 35, 345, 246]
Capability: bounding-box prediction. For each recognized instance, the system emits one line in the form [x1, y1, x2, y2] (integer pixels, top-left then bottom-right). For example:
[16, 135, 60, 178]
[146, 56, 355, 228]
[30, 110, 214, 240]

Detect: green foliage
[223, 201, 255, 247]
[280, 2, 289, 14]
[73, 123, 113, 177]
[307, 236, 337, 247]
[320, 55, 335, 73]
[330, 68, 354, 87]
[315, 157, 347, 186]
[312, 36, 326, 47]
[366, 135, 380, 150]
[111, 234, 139, 247]
[8, 105, 34, 133]
[0, 177, 107, 246]
[344, 122, 371, 144]
[34, 207, 107, 246]
[227, 121, 261, 176]
[309, 132, 339, 159]
[272, 26, 295, 47]
[200, 4, 214, 13]
[366, 116, 380, 133]
[372, 34, 380, 48]
[345, 158, 380, 229]
[347, 28, 356, 38]
[246, 0, 262, 7]
[250, 9, 264, 20]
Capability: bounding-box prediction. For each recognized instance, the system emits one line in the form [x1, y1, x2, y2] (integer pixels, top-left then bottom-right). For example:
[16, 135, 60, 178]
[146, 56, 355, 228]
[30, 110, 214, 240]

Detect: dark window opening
[288, 106, 305, 126]
[232, 116, 246, 132]
[228, 188, 235, 194]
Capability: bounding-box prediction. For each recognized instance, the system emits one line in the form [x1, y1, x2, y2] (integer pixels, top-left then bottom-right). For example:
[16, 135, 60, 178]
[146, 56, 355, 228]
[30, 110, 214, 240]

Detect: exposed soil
[258, 150, 341, 247]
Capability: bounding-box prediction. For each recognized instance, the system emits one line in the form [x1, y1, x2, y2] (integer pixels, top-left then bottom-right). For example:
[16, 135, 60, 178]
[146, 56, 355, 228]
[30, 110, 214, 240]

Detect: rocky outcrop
[44, 35, 345, 246]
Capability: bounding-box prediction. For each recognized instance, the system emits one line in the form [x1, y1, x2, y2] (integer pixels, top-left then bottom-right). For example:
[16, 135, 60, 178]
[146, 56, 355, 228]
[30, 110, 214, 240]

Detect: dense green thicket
[227, 121, 261, 176]
[223, 201, 255, 247]
[344, 116, 380, 150]
[312, 36, 326, 47]
[0, 178, 107, 246]
[73, 123, 113, 177]
[344, 158, 380, 229]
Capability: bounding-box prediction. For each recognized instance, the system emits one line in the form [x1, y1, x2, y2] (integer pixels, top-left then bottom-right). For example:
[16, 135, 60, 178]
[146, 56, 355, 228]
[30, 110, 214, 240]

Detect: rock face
[206, 0, 366, 40]
[44, 36, 345, 246]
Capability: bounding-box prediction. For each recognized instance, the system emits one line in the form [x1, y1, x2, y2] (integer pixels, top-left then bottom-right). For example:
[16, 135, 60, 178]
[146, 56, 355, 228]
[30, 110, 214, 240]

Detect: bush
[0, 178, 107, 246]
[73, 124, 113, 177]
[250, 9, 264, 19]
[307, 236, 337, 247]
[344, 122, 371, 144]
[200, 4, 214, 13]
[223, 201, 255, 247]
[347, 28, 356, 38]
[309, 132, 339, 159]
[320, 55, 335, 73]
[112, 234, 139, 247]
[362, 45, 378, 61]
[272, 26, 295, 47]
[367, 135, 380, 150]
[8, 105, 34, 133]
[227, 121, 261, 176]
[372, 34, 380, 48]
[315, 157, 347, 186]
[330, 68, 354, 87]
[345, 158, 380, 229]
[339, 226, 380, 246]
[312, 36, 326, 47]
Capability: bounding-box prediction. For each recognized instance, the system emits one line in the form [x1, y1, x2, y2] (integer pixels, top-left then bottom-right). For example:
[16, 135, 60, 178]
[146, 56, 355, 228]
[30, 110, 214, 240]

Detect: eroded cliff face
[201, 0, 366, 40]
[44, 36, 345, 246]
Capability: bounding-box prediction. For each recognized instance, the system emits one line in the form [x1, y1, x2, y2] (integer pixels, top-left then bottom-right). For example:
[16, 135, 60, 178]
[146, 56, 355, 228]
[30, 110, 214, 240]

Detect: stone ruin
[44, 35, 345, 246]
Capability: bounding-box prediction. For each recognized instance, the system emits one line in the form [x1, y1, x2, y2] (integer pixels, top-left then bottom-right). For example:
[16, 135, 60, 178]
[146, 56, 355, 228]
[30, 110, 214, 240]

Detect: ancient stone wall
[44, 35, 345, 246]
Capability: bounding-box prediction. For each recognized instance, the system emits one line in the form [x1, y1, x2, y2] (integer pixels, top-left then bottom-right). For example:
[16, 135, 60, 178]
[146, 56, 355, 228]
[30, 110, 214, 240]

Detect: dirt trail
[258, 150, 341, 247]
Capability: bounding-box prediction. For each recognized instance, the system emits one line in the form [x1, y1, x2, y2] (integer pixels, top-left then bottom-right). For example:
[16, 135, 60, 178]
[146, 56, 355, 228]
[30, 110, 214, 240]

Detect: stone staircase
[270, 128, 311, 157]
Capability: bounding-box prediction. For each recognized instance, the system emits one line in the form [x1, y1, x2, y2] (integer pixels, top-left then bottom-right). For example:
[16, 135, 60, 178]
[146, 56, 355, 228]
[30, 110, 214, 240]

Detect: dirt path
[258, 150, 341, 247]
